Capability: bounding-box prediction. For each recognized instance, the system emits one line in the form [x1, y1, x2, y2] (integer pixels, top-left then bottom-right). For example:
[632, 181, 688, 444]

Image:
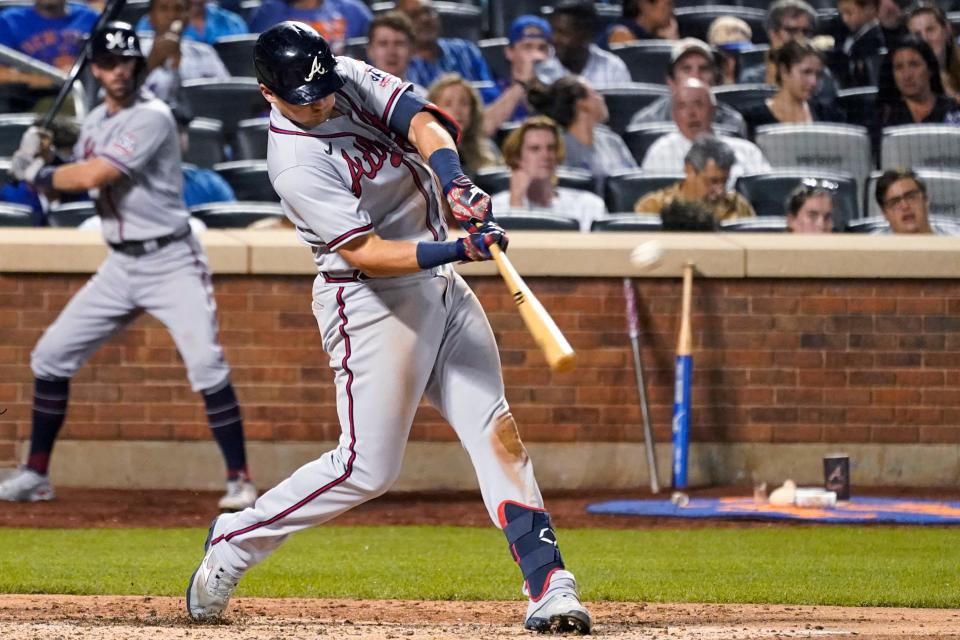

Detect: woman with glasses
[875, 35, 960, 132]
[784, 178, 836, 233]
[905, 3, 960, 100]
[743, 40, 843, 137]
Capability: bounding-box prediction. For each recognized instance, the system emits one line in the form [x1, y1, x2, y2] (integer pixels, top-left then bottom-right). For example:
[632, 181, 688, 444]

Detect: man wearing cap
[548, 0, 631, 87]
[707, 16, 753, 85]
[482, 15, 554, 135]
[628, 38, 748, 137]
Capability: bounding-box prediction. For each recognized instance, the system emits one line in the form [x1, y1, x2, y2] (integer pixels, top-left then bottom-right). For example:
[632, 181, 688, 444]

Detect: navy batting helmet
[254, 21, 344, 105]
[90, 21, 144, 61]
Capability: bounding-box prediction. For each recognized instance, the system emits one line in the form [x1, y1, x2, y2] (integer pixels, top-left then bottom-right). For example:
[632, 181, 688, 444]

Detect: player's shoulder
[133, 93, 177, 123]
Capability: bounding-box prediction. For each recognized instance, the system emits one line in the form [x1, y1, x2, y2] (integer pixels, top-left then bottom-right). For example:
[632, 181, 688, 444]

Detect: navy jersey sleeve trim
[327, 222, 374, 250]
[388, 90, 462, 145]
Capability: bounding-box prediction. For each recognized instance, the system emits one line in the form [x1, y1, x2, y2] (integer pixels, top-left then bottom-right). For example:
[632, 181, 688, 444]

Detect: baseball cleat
[186, 517, 241, 621]
[218, 477, 257, 512]
[523, 570, 592, 635]
[0, 466, 54, 502]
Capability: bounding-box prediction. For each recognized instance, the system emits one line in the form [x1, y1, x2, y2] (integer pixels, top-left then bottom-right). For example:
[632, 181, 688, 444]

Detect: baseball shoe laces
[0, 466, 54, 502]
[523, 570, 592, 635]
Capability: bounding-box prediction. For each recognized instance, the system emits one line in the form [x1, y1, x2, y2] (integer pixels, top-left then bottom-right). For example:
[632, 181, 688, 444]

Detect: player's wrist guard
[428, 148, 494, 234]
[416, 240, 466, 269]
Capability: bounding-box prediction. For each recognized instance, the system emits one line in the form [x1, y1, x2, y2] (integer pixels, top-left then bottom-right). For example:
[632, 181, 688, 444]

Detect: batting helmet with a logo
[254, 21, 344, 105]
[90, 21, 144, 61]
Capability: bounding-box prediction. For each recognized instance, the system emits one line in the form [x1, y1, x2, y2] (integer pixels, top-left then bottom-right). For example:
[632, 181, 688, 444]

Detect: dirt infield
[1, 595, 958, 639]
[4, 487, 960, 639]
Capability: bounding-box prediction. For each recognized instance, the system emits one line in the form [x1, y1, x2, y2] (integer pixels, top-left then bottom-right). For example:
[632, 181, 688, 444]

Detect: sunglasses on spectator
[882, 188, 923, 210]
[800, 178, 839, 192]
[781, 26, 815, 37]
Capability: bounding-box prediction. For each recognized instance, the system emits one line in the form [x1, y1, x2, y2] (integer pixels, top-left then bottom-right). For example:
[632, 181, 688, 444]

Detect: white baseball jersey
[75, 88, 189, 243]
[266, 56, 447, 273]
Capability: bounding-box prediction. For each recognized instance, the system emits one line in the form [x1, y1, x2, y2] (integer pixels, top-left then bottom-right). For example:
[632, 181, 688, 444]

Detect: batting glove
[458, 221, 508, 261]
[446, 175, 494, 234]
[16, 126, 51, 159]
[10, 151, 46, 184]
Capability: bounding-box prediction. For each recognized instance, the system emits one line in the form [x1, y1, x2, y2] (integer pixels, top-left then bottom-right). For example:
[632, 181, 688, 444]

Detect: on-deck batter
[0, 22, 257, 512]
[185, 21, 591, 634]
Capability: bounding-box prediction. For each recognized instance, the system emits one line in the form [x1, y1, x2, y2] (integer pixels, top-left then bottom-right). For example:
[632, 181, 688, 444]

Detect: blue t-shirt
[408, 38, 500, 104]
[183, 164, 235, 208]
[0, 2, 98, 68]
[328, 0, 370, 39]
[135, 4, 247, 45]
[247, 0, 347, 54]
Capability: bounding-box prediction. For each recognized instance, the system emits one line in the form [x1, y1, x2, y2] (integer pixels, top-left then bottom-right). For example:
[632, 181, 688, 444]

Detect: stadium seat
[713, 83, 777, 114]
[213, 160, 278, 201]
[497, 211, 580, 231]
[46, 201, 97, 228]
[0, 113, 37, 157]
[479, 38, 509, 82]
[374, 1, 483, 41]
[720, 216, 788, 232]
[603, 169, 684, 213]
[836, 86, 877, 128]
[487, 0, 552, 38]
[344, 36, 368, 61]
[237, 0, 261, 21]
[185, 118, 226, 169]
[737, 45, 769, 71]
[190, 201, 284, 228]
[675, 6, 768, 44]
[117, 0, 150, 25]
[865, 169, 960, 218]
[0, 202, 33, 227]
[591, 213, 662, 232]
[880, 125, 960, 171]
[235, 117, 270, 160]
[735, 170, 859, 231]
[181, 78, 268, 140]
[599, 83, 671, 135]
[0, 0, 32, 8]
[950, 12, 960, 34]
[753, 123, 872, 208]
[474, 167, 594, 196]
[609, 42, 673, 84]
[212, 34, 259, 78]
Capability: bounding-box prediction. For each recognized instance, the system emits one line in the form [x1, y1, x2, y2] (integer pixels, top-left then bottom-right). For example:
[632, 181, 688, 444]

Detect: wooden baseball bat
[622, 277, 660, 494]
[671, 262, 694, 489]
[490, 245, 575, 373]
[39, 0, 127, 128]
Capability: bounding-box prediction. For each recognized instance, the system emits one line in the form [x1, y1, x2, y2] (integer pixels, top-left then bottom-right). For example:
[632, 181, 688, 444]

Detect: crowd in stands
[1, 0, 959, 235]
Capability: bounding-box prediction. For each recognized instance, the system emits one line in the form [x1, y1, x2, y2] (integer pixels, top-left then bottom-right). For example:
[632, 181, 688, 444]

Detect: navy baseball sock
[499, 501, 565, 600]
[202, 381, 249, 481]
[27, 377, 70, 476]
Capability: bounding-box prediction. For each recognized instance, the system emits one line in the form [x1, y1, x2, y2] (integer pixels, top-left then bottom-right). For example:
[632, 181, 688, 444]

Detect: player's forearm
[408, 111, 457, 160]
[337, 234, 425, 276]
[49, 158, 122, 192]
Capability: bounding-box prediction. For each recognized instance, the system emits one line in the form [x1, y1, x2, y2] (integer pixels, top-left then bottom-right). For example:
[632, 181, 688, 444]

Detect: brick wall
[1, 273, 958, 457]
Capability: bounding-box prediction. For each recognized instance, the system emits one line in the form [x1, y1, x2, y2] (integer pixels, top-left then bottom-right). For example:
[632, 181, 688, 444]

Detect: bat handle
[622, 277, 639, 339]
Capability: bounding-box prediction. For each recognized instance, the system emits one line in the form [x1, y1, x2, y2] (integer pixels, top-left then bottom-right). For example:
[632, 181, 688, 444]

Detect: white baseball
[629, 240, 664, 271]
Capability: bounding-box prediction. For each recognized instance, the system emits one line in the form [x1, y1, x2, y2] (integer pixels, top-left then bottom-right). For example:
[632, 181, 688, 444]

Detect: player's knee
[350, 456, 403, 497]
[184, 356, 231, 393]
[491, 412, 530, 465]
[30, 335, 72, 380]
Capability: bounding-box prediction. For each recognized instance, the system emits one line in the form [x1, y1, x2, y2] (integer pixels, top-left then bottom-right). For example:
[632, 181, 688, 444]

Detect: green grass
[0, 526, 957, 607]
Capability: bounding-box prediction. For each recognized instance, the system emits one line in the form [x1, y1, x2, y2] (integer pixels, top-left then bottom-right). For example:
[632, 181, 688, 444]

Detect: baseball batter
[0, 22, 257, 512]
[186, 21, 591, 634]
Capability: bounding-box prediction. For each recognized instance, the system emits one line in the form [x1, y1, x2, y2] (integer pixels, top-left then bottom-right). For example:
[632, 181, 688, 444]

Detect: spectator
[547, 0, 631, 87]
[830, 0, 885, 87]
[527, 74, 636, 192]
[906, 2, 960, 100]
[139, 0, 230, 105]
[633, 134, 755, 223]
[173, 106, 235, 208]
[491, 115, 608, 232]
[329, 0, 372, 39]
[874, 35, 960, 133]
[483, 15, 553, 133]
[740, 0, 839, 114]
[602, 0, 677, 48]
[629, 38, 747, 136]
[875, 168, 954, 234]
[743, 40, 843, 136]
[248, 0, 350, 54]
[135, 0, 247, 45]
[365, 11, 423, 93]
[878, 0, 910, 45]
[641, 78, 771, 187]
[707, 16, 754, 85]
[398, 0, 499, 103]
[659, 199, 718, 230]
[0, 0, 97, 91]
[785, 178, 835, 233]
[426, 74, 502, 174]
